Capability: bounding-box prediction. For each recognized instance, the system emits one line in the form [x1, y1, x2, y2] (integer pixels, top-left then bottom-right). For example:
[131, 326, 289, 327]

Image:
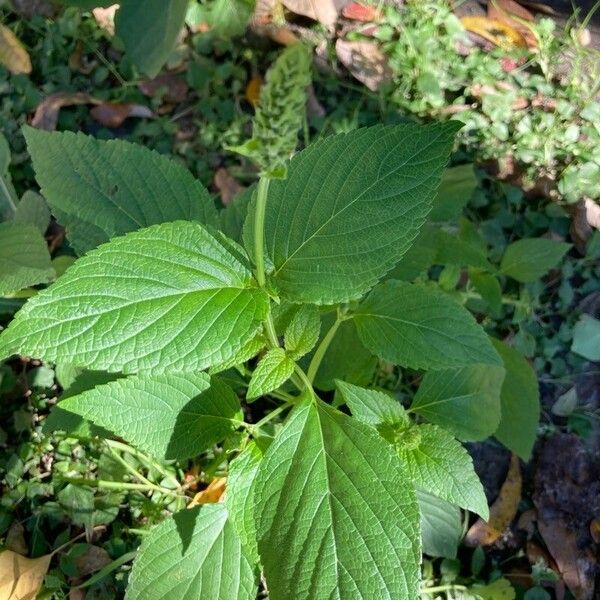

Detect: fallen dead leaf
[90, 102, 153, 128]
[68, 41, 96, 75]
[73, 545, 111, 577]
[31, 92, 100, 131]
[190, 477, 227, 506]
[245, 75, 262, 107]
[92, 4, 119, 36]
[0, 24, 32, 75]
[336, 39, 391, 91]
[5, 523, 28, 556]
[465, 454, 522, 546]
[214, 168, 244, 205]
[139, 73, 188, 104]
[341, 2, 380, 22]
[488, 0, 537, 49]
[282, 0, 349, 29]
[0, 550, 51, 600]
[461, 16, 527, 50]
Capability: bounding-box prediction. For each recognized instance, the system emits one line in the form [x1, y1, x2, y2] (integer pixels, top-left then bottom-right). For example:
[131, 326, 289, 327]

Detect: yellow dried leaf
[461, 16, 527, 49]
[0, 24, 32, 75]
[190, 477, 227, 506]
[465, 454, 522, 546]
[245, 75, 263, 107]
[0, 550, 51, 600]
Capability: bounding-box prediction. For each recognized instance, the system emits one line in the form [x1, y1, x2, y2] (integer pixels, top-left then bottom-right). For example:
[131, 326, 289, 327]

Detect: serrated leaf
[429, 163, 478, 222]
[59, 373, 242, 460]
[126, 504, 257, 600]
[14, 191, 50, 234]
[220, 185, 254, 243]
[0, 222, 54, 295]
[226, 442, 264, 563]
[253, 397, 420, 600]
[397, 424, 488, 518]
[0, 221, 269, 373]
[284, 304, 320, 359]
[246, 122, 460, 304]
[209, 335, 266, 374]
[411, 364, 505, 440]
[417, 490, 462, 559]
[491, 339, 539, 460]
[433, 228, 493, 271]
[353, 280, 502, 370]
[470, 269, 502, 318]
[115, 0, 189, 78]
[24, 127, 217, 255]
[0, 132, 18, 220]
[500, 238, 571, 282]
[247, 348, 295, 400]
[335, 380, 407, 427]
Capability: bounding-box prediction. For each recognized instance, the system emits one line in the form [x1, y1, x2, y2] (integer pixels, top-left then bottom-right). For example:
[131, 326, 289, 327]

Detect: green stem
[254, 176, 270, 288]
[307, 314, 343, 383]
[0, 175, 16, 216]
[420, 584, 467, 595]
[252, 400, 295, 432]
[107, 445, 155, 487]
[59, 476, 181, 497]
[293, 364, 314, 396]
[461, 290, 531, 310]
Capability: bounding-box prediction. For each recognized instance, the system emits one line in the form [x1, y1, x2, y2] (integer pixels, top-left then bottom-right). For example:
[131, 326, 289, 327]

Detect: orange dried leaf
[90, 102, 153, 128]
[488, 0, 538, 49]
[0, 551, 51, 600]
[31, 92, 100, 131]
[342, 2, 380, 22]
[245, 75, 263, 107]
[190, 477, 227, 506]
[461, 16, 527, 49]
[465, 454, 522, 546]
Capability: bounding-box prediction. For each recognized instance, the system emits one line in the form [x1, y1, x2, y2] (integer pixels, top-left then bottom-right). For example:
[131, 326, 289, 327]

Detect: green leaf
[396, 424, 488, 518]
[220, 185, 253, 243]
[429, 163, 478, 222]
[284, 304, 320, 359]
[127, 504, 257, 600]
[0, 221, 269, 373]
[208, 0, 254, 37]
[0, 131, 18, 220]
[353, 280, 502, 370]
[24, 127, 217, 255]
[491, 339, 540, 460]
[500, 238, 571, 283]
[58, 374, 242, 460]
[0, 222, 54, 295]
[226, 442, 264, 563]
[335, 380, 407, 427]
[417, 490, 462, 559]
[247, 348, 295, 400]
[572, 314, 600, 361]
[469, 269, 502, 318]
[115, 0, 189, 78]
[387, 226, 437, 281]
[411, 364, 505, 440]
[248, 122, 460, 304]
[13, 191, 50, 234]
[253, 397, 420, 599]
[313, 315, 377, 391]
[433, 228, 493, 271]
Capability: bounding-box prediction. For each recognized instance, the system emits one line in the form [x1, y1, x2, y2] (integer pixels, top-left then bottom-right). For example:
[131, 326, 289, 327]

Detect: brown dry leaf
[282, 0, 349, 29]
[461, 16, 527, 50]
[190, 477, 227, 506]
[214, 168, 244, 205]
[31, 92, 100, 131]
[0, 24, 32, 75]
[335, 39, 391, 91]
[68, 41, 96, 75]
[92, 4, 119, 36]
[90, 102, 153, 128]
[74, 545, 111, 577]
[139, 74, 188, 104]
[245, 75, 262, 107]
[342, 2, 380, 21]
[0, 550, 52, 600]
[5, 523, 28, 556]
[488, 0, 538, 49]
[465, 454, 522, 546]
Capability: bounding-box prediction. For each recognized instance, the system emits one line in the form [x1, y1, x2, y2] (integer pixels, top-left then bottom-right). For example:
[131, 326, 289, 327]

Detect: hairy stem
[254, 176, 270, 288]
[59, 476, 181, 497]
[252, 400, 295, 432]
[307, 313, 343, 383]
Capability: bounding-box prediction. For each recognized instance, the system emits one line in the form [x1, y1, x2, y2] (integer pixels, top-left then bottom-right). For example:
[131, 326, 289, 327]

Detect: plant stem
[107, 445, 155, 487]
[307, 313, 343, 383]
[254, 176, 270, 288]
[420, 584, 467, 595]
[0, 175, 16, 216]
[59, 476, 181, 497]
[252, 400, 295, 432]
[460, 290, 531, 310]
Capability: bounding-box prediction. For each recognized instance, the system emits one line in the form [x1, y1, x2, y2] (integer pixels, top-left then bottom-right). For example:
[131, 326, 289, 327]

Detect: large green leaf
[24, 127, 217, 255]
[247, 122, 460, 304]
[13, 191, 50, 234]
[246, 348, 295, 400]
[253, 396, 420, 600]
[0, 221, 269, 373]
[115, 0, 189, 78]
[397, 424, 488, 518]
[429, 163, 477, 222]
[126, 504, 257, 600]
[353, 280, 502, 370]
[491, 339, 540, 460]
[0, 222, 54, 295]
[500, 238, 571, 283]
[417, 490, 462, 559]
[411, 364, 505, 440]
[58, 374, 242, 460]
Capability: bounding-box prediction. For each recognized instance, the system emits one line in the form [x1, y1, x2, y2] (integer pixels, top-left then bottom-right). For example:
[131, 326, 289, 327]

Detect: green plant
[0, 113, 546, 596]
